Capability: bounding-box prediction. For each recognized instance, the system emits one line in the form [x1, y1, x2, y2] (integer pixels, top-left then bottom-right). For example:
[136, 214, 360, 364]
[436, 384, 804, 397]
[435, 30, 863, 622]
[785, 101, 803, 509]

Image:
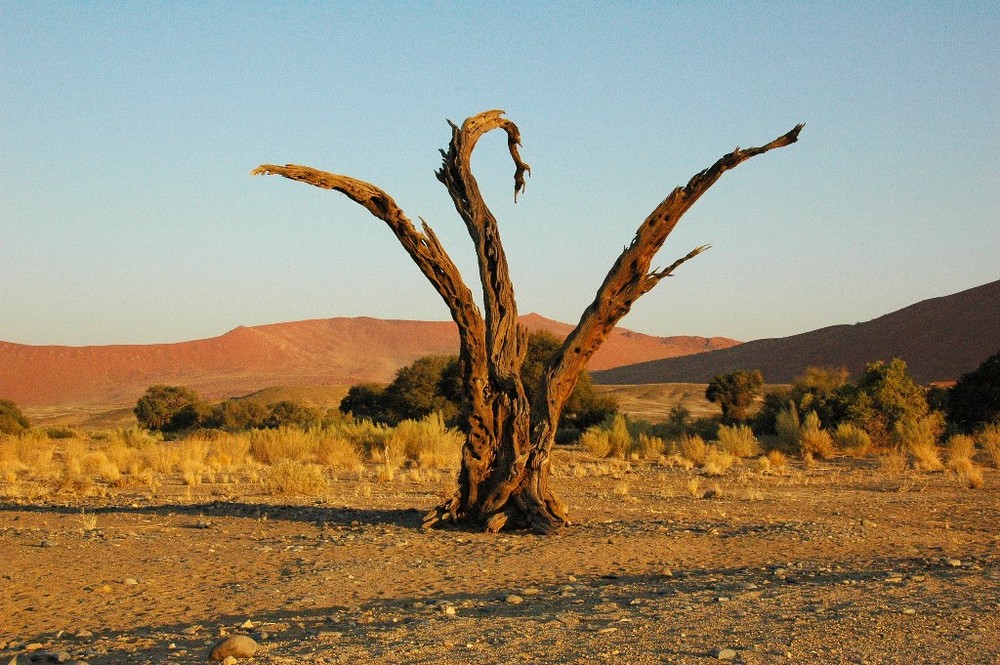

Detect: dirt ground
[1, 456, 998, 664]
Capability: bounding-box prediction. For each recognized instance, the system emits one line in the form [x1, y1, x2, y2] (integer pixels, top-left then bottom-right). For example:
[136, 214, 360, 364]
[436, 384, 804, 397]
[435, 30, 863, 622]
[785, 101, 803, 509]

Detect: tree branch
[436, 110, 531, 384]
[251, 163, 490, 410]
[534, 124, 804, 437]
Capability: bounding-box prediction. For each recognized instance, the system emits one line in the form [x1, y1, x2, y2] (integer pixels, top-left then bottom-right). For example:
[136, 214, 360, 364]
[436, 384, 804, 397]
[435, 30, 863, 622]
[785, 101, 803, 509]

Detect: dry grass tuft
[680, 435, 707, 466]
[798, 411, 834, 458]
[702, 445, 735, 476]
[833, 423, 872, 456]
[977, 424, 1000, 469]
[766, 449, 788, 471]
[717, 424, 760, 458]
[878, 448, 908, 474]
[260, 460, 329, 496]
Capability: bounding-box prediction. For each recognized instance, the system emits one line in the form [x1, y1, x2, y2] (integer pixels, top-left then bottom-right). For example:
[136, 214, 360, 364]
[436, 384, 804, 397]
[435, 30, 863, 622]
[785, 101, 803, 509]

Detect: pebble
[440, 605, 457, 616]
[122, 578, 139, 586]
[209, 635, 258, 661]
[711, 646, 738, 660]
[861, 520, 877, 529]
[506, 595, 524, 605]
[901, 608, 916, 615]
[946, 558, 962, 567]
[74, 631, 93, 639]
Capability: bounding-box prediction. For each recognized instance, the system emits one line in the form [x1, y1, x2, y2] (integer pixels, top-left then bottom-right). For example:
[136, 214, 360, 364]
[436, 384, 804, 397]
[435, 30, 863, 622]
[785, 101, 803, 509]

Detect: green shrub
[0, 400, 30, 435]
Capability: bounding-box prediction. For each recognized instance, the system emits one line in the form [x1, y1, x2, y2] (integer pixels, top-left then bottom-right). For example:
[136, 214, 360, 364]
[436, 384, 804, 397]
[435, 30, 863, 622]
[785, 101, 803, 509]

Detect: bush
[774, 402, 800, 451]
[134, 385, 202, 432]
[717, 424, 760, 458]
[579, 414, 632, 459]
[976, 423, 1000, 469]
[705, 370, 764, 424]
[832, 422, 872, 456]
[948, 349, 1000, 431]
[895, 415, 944, 471]
[845, 359, 931, 448]
[0, 400, 30, 435]
[680, 434, 707, 466]
[798, 411, 834, 458]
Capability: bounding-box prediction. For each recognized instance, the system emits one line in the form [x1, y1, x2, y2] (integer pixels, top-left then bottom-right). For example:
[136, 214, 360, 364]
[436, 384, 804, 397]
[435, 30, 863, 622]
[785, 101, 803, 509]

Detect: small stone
[628, 598, 643, 606]
[506, 595, 524, 605]
[901, 608, 916, 615]
[39, 540, 57, 548]
[222, 658, 237, 665]
[596, 627, 617, 634]
[861, 519, 877, 529]
[946, 558, 962, 568]
[441, 605, 457, 616]
[182, 625, 202, 635]
[209, 635, 257, 661]
[74, 631, 93, 639]
[711, 646, 738, 660]
[661, 568, 673, 577]
[239, 620, 253, 630]
[716, 597, 731, 603]
[773, 568, 787, 577]
[520, 587, 541, 596]
[122, 578, 139, 586]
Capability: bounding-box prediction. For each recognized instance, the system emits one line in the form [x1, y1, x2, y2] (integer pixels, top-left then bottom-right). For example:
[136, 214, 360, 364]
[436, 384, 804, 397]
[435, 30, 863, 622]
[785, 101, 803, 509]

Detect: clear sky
[2, 2, 997, 346]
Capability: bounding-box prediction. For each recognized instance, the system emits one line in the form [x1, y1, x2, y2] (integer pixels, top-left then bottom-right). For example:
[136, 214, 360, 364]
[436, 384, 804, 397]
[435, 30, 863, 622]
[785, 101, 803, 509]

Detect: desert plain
[1, 444, 997, 665]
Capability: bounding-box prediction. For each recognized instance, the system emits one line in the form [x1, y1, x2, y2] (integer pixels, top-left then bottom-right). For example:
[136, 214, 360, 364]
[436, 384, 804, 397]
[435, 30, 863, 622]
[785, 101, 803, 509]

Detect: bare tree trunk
[254, 111, 801, 533]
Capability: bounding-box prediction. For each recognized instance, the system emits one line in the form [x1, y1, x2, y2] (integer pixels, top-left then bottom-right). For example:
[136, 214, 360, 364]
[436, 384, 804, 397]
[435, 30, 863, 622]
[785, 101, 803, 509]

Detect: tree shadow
[0, 500, 426, 529]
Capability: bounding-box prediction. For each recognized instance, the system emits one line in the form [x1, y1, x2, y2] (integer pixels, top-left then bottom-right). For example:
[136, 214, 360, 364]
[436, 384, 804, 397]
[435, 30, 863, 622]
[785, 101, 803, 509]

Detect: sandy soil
[1, 457, 998, 664]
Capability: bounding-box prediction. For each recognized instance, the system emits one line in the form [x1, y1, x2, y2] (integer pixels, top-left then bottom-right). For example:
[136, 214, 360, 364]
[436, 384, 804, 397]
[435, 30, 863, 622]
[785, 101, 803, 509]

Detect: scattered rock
[122, 578, 139, 586]
[222, 658, 237, 665]
[209, 635, 257, 662]
[440, 605, 457, 616]
[74, 631, 93, 639]
[902, 608, 916, 615]
[861, 520, 877, 529]
[711, 646, 738, 660]
[946, 558, 962, 568]
[239, 620, 253, 630]
[39, 540, 57, 548]
[505, 595, 524, 605]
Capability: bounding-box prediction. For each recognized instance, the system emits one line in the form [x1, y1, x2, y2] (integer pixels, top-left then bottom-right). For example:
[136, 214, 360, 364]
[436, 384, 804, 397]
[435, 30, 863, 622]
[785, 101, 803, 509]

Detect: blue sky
[2, 2, 997, 346]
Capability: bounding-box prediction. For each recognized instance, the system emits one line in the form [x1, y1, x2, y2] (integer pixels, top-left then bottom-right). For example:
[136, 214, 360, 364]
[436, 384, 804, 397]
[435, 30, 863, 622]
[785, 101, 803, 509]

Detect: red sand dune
[0, 314, 737, 408]
[593, 279, 1000, 386]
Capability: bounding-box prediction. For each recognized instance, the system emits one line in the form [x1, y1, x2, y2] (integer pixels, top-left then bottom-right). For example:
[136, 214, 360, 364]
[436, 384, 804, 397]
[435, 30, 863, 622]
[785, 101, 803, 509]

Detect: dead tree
[254, 110, 801, 533]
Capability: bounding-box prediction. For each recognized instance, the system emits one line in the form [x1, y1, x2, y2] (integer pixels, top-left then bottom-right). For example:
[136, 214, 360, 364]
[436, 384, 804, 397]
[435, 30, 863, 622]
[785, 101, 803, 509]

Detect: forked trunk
[254, 110, 801, 534]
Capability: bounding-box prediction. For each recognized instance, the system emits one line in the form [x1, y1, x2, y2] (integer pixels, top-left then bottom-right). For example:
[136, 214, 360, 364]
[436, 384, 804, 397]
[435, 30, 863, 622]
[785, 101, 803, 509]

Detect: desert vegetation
[4, 350, 998, 506]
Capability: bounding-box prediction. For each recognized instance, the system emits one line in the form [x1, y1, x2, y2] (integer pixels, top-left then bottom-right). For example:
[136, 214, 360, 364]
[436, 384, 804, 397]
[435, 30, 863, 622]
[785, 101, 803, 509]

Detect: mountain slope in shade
[593, 279, 1000, 386]
[0, 315, 738, 408]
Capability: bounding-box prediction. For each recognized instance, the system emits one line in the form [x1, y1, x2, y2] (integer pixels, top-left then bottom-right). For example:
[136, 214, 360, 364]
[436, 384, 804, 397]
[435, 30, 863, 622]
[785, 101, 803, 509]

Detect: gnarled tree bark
[254, 110, 801, 533]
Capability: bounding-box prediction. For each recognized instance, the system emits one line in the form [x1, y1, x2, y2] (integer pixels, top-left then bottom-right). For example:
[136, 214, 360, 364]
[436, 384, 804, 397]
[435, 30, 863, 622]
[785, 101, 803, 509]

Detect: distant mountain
[0, 314, 738, 408]
[593, 279, 1000, 385]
